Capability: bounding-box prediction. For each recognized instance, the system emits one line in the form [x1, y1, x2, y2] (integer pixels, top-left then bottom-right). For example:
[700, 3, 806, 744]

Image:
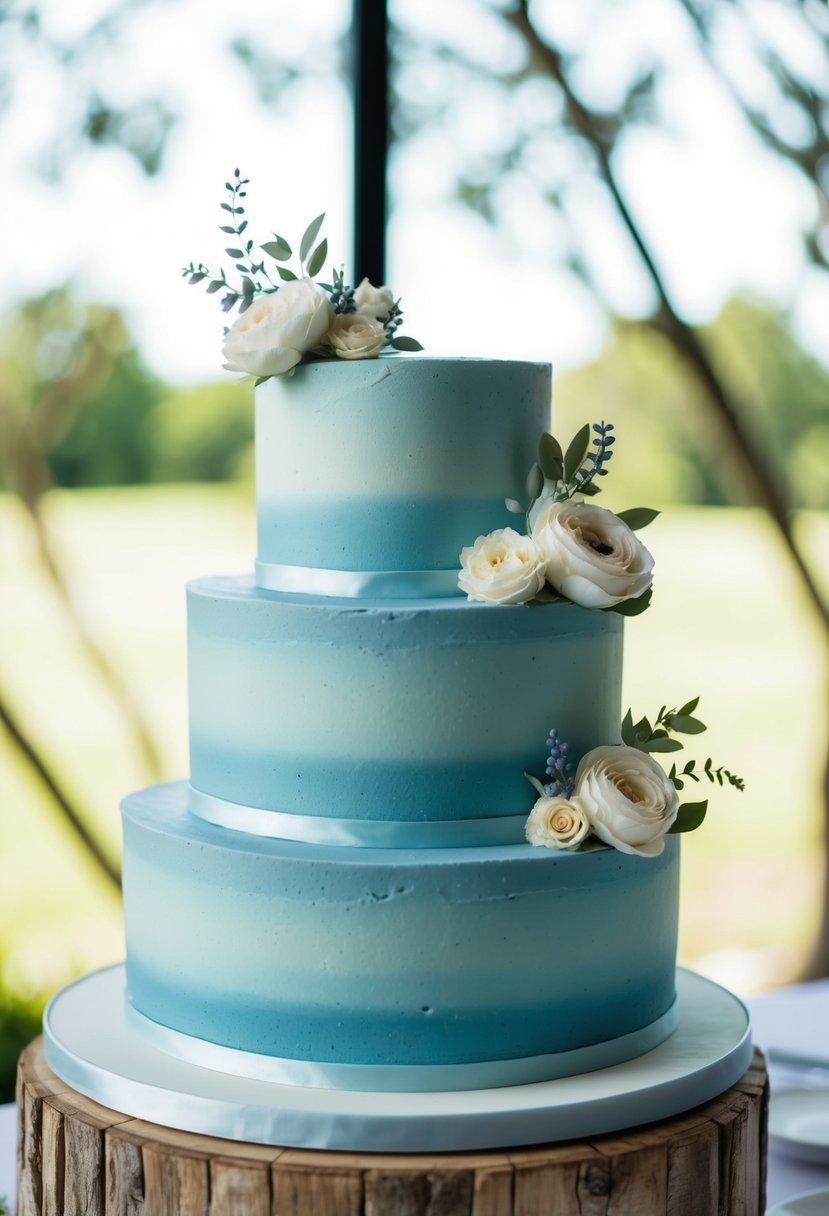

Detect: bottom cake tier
[121, 782, 680, 1092]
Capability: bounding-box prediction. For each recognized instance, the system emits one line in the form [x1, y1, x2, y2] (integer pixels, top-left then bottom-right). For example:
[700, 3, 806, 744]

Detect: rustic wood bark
[16, 1038, 768, 1216]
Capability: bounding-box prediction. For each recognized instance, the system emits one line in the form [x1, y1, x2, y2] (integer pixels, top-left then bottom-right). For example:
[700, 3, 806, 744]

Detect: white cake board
[43, 964, 752, 1153]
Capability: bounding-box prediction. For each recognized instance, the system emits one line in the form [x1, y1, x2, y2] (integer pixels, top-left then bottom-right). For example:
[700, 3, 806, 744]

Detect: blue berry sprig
[524, 727, 576, 799]
[573, 422, 615, 494]
[543, 728, 575, 798]
[329, 267, 356, 315]
[506, 420, 650, 529]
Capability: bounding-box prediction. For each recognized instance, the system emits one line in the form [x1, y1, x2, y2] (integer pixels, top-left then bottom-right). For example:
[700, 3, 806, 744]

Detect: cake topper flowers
[182, 169, 422, 381]
[524, 698, 744, 857]
[458, 422, 657, 614]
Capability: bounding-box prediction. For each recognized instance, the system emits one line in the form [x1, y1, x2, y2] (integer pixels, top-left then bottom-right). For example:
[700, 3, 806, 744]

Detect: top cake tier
[255, 356, 550, 597]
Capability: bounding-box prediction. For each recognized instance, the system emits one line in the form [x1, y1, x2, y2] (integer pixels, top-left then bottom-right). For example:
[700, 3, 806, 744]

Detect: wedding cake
[116, 185, 740, 1096]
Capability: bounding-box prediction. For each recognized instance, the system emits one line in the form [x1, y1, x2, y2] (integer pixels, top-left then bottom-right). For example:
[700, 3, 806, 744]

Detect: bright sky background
[1, 0, 826, 382]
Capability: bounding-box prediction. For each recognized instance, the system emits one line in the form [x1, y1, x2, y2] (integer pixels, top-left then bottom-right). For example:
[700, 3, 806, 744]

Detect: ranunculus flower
[574, 745, 679, 857]
[328, 313, 387, 361]
[525, 796, 591, 850]
[221, 278, 333, 377]
[531, 500, 654, 609]
[458, 529, 546, 605]
[353, 277, 395, 319]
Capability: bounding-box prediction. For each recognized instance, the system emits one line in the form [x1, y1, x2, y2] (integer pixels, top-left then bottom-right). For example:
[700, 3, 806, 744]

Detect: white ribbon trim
[125, 997, 680, 1093]
[187, 785, 529, 849]
[255, 558, 462, 599]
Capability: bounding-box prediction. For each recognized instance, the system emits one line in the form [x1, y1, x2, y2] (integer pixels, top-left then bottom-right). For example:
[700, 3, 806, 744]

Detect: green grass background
[1, 487, 827, 1017]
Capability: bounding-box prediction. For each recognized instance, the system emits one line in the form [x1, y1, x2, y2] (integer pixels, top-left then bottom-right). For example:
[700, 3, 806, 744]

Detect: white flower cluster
[221, 276, 395, 378]
[459, 499, 654, 611]
[525, 745, 679, 858]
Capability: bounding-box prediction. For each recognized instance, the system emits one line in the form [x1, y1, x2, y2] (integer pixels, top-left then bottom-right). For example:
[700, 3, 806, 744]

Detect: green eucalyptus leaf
[538, 432, 564, 482]
[306, 237, 328, 277]
[505, 498, 524, 515]
[528, 583, 563, 605]
[668, 800, 708, 834]
[677, 696, 700, 716]
[641, 737, 684, 753]
[391, 335, 424, 351]
[219, 225, 236, 234]
[188, 272, 206, 284]
[225, 247, 244, 258]
[634, 716, 652, 739]
[606, 588, 653, 617]
[563, 423, 591, 481]
[277, 266, 297, 281]
[524, 772, 546, 797]
[261, 239, 292, 261]
[579, 482, 602, 496]
[666, 714, 707, 735]
[300, 212, 325, 263]
[206, 280, 224, 294]
[526, 463, 544, 501]
[617, 507, 660, 531]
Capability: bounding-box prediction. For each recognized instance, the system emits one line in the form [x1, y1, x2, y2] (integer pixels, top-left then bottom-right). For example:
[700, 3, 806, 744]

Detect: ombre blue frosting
[187, 577, 623, 834]
[255, 357, 551, 580]
[122, 783, 679, 1079]
[113, 354, 683, 1094]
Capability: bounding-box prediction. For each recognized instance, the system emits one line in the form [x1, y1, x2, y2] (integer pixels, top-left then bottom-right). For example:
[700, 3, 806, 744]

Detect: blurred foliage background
[1, 0, 829, 1105]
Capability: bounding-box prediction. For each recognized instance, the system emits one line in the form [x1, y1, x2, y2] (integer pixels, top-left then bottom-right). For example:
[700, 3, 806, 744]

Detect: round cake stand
[41, 964, 752, 1153]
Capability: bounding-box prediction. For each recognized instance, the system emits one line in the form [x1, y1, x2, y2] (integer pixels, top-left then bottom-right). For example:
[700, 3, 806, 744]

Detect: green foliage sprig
[182, 169, 423, 354]
[505, 422, 658, 615]
[622, 696, 745, 834]
[507, 423, 659, 536]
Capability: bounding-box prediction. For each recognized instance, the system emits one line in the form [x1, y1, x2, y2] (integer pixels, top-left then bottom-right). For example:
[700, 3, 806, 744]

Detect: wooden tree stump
[16, 1038, 768, 1216]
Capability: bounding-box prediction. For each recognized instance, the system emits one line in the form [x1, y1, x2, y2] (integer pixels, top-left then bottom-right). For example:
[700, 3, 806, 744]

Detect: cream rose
[353, 277, 395, 319]
[574, 745, 679, 857]
[221, 278, 333, 377]
[531, 500, 654, 609]
[328, 313, 387, 361]
[458, 528, 546, 605]
[525, 796, 591, 850]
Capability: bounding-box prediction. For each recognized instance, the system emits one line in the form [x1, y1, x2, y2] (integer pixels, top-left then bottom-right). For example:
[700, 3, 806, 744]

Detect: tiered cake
[119, 356, 680, 1093]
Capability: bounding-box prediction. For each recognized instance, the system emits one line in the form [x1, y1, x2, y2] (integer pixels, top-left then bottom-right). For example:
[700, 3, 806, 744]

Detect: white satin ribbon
[187, 785, 528, 848]
[125, 997, 680, 1094]
[255, 558, 462, 599]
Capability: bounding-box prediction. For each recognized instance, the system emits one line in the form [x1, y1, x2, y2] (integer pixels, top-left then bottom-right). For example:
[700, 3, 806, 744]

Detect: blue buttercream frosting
[187, 576, 624, 825]
[122, 783, 679, 1071]
[255, 356, 551, 576]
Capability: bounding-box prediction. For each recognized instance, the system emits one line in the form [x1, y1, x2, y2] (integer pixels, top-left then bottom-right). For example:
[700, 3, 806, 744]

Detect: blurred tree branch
[505, 1, 829, 632]
[0, 292, 163, 882]
[0, 691, 121, 893]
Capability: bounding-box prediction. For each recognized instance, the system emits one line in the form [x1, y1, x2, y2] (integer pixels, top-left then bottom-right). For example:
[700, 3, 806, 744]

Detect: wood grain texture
[15, 1039, 769, 1216]
[105, 1130, 145, 1216]
[41, 1101, 65, 1216]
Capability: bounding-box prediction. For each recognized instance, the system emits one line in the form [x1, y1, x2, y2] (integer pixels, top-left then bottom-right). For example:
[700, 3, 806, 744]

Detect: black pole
[352, 0, 388, 285]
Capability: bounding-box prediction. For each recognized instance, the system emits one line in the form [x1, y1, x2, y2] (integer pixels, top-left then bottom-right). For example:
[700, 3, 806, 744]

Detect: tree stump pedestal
[16, 1038, 767, 1215]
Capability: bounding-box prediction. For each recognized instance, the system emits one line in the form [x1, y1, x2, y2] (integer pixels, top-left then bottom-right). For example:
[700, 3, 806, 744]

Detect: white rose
[458, 528, 546, 605]
[525, 796, 591, 850]
[221, 278, 333, 377]
[328, 313, 387, 361]
[353, 277, 395, 319]
[574, 745, 679, 857]
[531, 500, 654, 609]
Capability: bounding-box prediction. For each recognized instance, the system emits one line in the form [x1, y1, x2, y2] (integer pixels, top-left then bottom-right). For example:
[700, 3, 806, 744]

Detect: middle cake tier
[187, 576, 623, 846]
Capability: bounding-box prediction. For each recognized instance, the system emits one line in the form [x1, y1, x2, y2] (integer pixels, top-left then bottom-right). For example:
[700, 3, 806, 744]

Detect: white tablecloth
[1, 979, 828, 1211]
